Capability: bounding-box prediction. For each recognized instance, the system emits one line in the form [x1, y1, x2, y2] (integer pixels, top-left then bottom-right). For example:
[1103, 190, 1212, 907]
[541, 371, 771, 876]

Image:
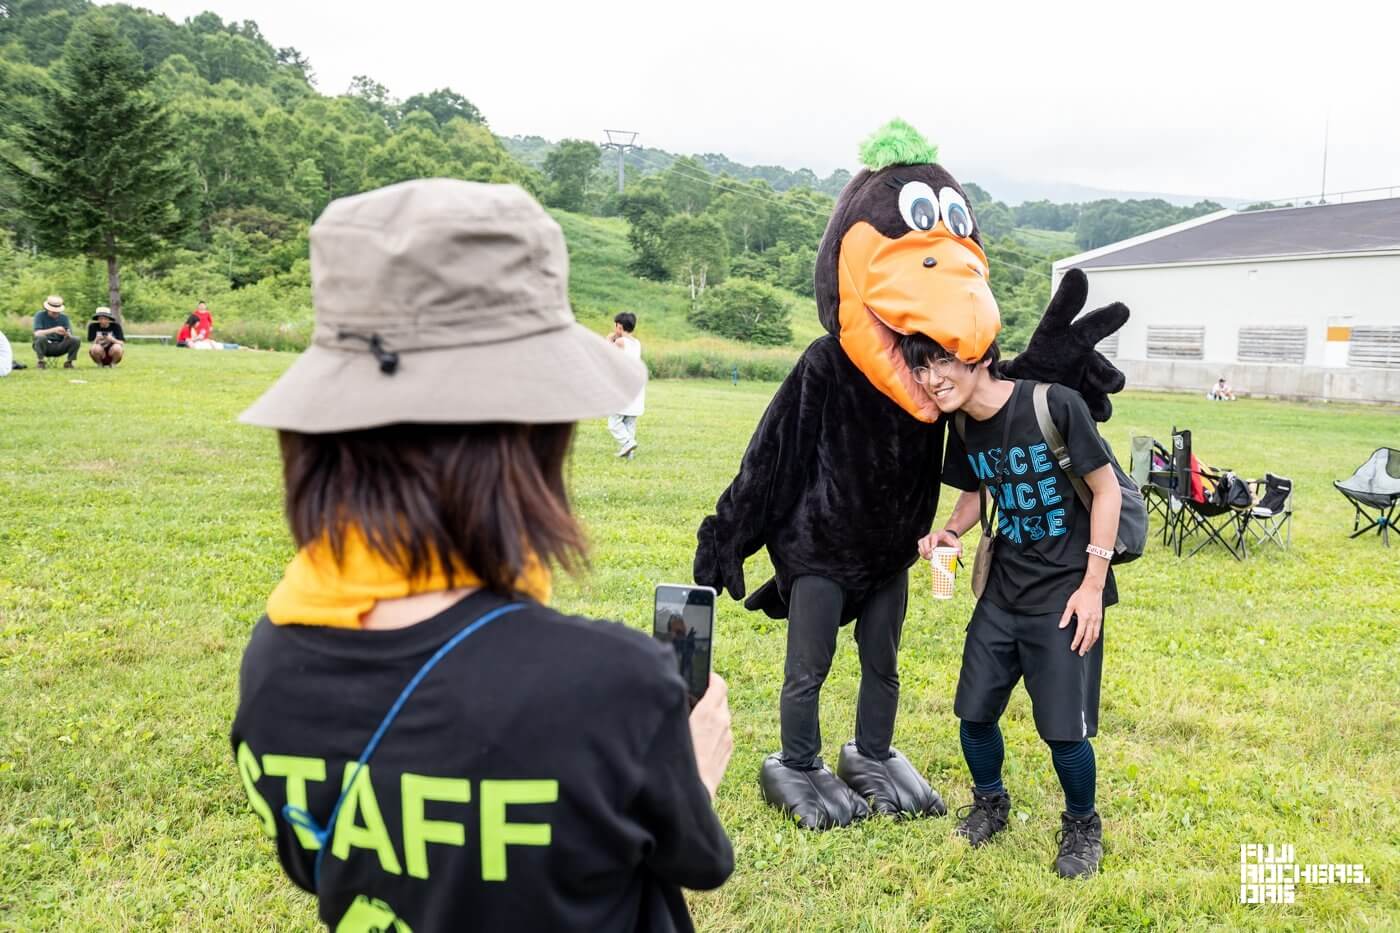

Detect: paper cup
[931, 546, 958, 599]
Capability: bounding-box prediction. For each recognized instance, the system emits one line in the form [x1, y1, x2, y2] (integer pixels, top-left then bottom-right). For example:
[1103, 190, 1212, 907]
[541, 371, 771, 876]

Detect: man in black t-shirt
[902, 333, 1122, 879]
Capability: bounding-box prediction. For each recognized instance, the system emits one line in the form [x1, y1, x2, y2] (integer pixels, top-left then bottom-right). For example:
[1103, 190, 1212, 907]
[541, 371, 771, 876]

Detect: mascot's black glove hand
[1001, 268, 1128, 422]
[693, 518, 746, 601]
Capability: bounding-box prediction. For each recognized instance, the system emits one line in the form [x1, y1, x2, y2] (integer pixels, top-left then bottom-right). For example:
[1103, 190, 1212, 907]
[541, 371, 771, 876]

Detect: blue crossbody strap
[281, 601, 527, 889]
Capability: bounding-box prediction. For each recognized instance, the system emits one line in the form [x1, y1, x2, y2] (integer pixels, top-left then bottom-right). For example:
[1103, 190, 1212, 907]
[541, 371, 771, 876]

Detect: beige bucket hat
[43, 296, 65, 313]
[240, 179, 645, 433]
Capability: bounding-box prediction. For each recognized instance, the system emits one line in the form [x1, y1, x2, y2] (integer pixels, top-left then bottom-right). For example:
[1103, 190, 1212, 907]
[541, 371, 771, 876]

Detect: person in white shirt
[607, 312, 647, 459]
[1209, 377, 1236, 401]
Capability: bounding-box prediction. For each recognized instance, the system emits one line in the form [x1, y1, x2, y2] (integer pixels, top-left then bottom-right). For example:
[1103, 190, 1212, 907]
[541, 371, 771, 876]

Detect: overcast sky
[111, 0, 1400, 203]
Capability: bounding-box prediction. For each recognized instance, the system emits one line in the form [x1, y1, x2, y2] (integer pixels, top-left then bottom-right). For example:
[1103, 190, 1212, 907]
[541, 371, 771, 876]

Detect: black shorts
[953, 600, 1103, 741]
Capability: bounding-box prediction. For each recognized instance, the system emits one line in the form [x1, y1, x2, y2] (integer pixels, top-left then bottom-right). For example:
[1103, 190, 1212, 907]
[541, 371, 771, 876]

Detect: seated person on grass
[177, 301, 213, 347]
[32, 295, 80, 369]
[1209, 377, 1236, 401]
[903, 332, 1122, 880]
[87, 308, 126, 367]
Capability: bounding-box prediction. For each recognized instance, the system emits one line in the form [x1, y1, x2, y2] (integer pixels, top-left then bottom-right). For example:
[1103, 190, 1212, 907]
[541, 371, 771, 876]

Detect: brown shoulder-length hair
[278, 423, 586, 594]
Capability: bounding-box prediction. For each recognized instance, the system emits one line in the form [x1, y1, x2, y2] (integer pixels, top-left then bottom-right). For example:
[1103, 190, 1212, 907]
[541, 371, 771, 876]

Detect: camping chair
[1166, 428, 1251, 560]
[1130, 436, 1173, 529]
[1334, 448, 1400, 547]
[1245, 473, 1294, 552]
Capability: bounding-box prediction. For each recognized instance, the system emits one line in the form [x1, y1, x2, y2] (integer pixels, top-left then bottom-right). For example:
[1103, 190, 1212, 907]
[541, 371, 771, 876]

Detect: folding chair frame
[1246, 475, 1294, 552]
[1144, 484, 1170, 524]
[1335, 486, 1397, 547]
[1173, 499, 1250, 560]
[1166, 428, 1250, 561]
[1130, 436, 1172, 529]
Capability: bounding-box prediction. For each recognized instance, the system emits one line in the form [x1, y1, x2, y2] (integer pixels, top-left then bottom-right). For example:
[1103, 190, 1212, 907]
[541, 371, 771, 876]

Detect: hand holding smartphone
[653, 583, 716, 705]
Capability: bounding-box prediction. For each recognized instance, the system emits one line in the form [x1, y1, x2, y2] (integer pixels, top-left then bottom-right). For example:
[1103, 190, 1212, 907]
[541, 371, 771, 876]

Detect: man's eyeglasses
[911, 358, 968, 385]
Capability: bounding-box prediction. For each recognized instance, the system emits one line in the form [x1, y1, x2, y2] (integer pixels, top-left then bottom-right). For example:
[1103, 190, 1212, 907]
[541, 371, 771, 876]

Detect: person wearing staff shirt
[231, 179, 734, 932]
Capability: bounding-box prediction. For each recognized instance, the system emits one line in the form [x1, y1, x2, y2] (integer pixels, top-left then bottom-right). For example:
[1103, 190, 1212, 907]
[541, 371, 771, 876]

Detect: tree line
[1, 0, 1223, 352]
[1, 0, 537, 326]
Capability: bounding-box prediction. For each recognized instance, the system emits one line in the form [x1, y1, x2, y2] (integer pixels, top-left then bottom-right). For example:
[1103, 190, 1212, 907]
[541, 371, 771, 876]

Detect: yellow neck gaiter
[267, 529, 552, 628]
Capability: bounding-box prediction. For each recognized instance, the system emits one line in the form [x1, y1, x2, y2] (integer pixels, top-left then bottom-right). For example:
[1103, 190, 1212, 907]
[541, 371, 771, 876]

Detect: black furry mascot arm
[1000, 268, 1128, 422]
[694, 353, 827, 601]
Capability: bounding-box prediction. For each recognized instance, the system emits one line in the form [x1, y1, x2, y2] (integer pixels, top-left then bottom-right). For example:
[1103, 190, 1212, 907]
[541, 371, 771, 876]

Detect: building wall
[1111, 359, 1400, 405]
[1052, 254, 1400, 402]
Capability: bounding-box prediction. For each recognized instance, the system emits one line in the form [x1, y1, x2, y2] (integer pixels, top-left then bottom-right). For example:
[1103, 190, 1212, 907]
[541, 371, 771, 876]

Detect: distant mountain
[503, 136, 851, 196]
[505, 136, 1258, 209]
[954, 170, 1248, 210]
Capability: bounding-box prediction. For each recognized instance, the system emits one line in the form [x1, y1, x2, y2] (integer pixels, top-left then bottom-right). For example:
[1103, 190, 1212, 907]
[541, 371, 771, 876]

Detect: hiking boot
[1055, 811, 1103, 878]
[37, 359, 47, 370]
[63, 360, 74, 369]
[954, 787, 1011, 847]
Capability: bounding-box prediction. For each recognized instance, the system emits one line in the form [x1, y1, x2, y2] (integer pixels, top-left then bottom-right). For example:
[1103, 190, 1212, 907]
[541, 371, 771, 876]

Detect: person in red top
[177, 301, 214, 346]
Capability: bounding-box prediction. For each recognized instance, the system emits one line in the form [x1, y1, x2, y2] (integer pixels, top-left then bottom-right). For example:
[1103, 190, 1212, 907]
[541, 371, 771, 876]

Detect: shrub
[647, 347, 797, 382]
[688, 277, 793, 346]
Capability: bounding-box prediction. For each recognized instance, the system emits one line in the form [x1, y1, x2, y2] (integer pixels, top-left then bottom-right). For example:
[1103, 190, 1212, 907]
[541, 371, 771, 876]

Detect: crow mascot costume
[693, 120, 1128, 829]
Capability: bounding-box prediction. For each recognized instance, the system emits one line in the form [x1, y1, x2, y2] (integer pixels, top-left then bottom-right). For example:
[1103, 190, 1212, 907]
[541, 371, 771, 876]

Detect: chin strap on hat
[338, 330, 399, 375]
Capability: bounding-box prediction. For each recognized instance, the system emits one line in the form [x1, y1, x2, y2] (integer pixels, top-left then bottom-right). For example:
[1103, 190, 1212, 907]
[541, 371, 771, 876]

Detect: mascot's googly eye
[897, 181, 939, 232]
[939, 188, 974, 238]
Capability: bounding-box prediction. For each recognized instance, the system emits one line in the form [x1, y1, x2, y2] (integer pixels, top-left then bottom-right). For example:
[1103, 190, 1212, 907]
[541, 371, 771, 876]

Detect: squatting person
[32, 295, 80, 369]
[87, 307, 125, 367]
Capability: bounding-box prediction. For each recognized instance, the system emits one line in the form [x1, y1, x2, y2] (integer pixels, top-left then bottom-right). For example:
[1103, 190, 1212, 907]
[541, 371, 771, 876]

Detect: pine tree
[2, 14, 193, 321]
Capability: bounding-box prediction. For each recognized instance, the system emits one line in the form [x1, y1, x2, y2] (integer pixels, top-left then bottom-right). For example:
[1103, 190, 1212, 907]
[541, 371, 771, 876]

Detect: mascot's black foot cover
[836, 742, 947, 819]
[759, 753, 869, 830]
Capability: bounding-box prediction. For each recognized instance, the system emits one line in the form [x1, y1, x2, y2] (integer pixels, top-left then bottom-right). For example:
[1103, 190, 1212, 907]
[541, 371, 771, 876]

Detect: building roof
[1062, 197, 1400, 270]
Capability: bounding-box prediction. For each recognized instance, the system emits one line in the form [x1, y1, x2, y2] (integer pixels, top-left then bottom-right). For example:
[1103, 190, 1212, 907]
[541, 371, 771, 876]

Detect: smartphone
[653, 583, 715, 704]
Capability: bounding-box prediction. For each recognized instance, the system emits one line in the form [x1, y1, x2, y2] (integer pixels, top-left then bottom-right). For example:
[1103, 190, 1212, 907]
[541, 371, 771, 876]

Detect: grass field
[1, 349, 1396, 930]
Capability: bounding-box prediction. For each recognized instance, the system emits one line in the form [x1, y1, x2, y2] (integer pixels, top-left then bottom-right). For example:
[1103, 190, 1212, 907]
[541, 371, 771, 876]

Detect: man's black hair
[897, 331, 1001, 377]
[614, 312, 637, 333]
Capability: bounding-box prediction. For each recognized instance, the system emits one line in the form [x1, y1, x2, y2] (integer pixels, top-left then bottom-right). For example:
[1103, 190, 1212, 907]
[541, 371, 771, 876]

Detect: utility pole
[602, 129, 639, 194]
[1320, 113, 1330, 204]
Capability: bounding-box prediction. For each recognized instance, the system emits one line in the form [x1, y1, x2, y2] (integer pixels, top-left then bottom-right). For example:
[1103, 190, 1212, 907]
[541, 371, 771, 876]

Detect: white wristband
[1085, 544, 1114, 560]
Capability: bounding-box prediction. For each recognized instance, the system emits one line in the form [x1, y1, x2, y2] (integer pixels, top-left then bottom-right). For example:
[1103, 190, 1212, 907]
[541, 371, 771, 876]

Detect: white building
[1053, 198, 1400, 403]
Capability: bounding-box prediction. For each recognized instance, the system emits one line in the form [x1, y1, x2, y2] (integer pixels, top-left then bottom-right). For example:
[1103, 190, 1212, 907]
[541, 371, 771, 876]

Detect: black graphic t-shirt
[231, 590, 733, 932]
[943, 381, 1118, 614]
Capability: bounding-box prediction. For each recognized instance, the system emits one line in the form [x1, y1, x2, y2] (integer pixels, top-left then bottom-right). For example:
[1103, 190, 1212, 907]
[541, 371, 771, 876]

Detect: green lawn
[1, 350, 1396, 930]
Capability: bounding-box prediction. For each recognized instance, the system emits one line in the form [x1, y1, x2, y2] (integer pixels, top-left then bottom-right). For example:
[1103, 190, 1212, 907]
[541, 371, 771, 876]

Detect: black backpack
[1210, 472, 1253, 509]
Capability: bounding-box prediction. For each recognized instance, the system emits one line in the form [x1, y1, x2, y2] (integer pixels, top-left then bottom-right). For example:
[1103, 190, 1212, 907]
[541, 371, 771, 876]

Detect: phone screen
[653, 584, 715, 703]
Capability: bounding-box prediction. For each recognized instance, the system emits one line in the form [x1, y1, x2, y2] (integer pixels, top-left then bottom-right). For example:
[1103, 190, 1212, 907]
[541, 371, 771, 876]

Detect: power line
[1011, 227, 1076, 244]
[984, 238, 1064, 272]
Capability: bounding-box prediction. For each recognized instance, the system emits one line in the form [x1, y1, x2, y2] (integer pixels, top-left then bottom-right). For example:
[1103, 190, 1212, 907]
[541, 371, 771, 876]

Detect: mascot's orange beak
[837, 221, 1001, 422]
